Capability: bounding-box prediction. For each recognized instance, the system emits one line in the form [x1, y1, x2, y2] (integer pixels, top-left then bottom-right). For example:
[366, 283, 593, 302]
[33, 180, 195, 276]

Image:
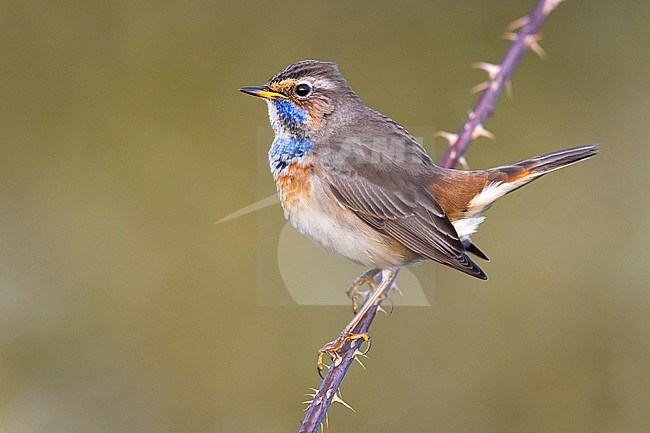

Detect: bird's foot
[346, 268, 380, 313]
[317, 332, 371, 375]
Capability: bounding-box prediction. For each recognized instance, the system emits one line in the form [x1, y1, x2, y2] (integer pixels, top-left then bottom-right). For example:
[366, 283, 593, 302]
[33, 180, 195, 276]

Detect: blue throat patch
[273, 99, 308, 124]
[269, 137, 313, 173]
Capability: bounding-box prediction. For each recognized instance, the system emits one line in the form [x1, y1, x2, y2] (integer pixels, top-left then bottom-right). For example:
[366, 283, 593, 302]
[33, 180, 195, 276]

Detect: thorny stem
[440, 0, 563, 168]
[298, 272, 396, 433]
[298, 1, 563, 432]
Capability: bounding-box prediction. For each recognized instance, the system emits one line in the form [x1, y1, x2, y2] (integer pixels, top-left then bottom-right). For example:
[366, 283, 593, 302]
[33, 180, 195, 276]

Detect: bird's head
[240, 60, 360, 139]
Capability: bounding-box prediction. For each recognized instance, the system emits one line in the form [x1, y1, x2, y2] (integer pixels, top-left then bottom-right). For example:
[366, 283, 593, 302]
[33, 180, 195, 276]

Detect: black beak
[239, 86, 286, 100]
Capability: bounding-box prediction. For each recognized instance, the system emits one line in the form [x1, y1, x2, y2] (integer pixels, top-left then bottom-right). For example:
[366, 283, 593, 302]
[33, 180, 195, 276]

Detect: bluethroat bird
[240, 60, 598, 369]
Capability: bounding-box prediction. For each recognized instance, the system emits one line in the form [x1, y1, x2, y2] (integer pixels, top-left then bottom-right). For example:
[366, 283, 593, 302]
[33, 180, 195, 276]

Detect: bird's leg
[318, 269, 398, 373]
[345, 268, 380, 313]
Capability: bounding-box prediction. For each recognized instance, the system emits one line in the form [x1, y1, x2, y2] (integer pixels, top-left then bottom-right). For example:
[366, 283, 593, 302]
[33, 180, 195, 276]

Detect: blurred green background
[1, 1, 648, 432]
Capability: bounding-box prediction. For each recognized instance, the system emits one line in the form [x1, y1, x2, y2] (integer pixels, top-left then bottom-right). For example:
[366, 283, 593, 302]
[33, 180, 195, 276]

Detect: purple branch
[298, 272, 395, 433]
[440, 0, 562, 168]
[298, 1, 562, 431]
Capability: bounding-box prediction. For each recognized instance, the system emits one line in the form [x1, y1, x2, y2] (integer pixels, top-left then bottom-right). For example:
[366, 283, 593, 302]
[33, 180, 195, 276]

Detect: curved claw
[346, 288, 371, 314]
[317, 332, 370, 375]
[316, 359, 329, 379]
[360, 334, 372, 357]
[346, 268, 380, 313]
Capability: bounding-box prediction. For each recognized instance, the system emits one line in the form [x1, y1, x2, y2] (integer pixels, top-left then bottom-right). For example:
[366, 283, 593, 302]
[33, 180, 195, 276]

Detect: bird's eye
[295, 83, 312, 97]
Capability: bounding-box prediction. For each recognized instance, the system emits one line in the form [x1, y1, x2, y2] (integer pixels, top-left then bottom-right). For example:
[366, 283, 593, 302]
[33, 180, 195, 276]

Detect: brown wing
[321, 164, 487, 279]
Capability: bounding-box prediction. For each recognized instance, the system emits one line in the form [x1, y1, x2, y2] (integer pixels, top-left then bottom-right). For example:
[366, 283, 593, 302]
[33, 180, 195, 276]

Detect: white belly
[279, 173, 405, 269]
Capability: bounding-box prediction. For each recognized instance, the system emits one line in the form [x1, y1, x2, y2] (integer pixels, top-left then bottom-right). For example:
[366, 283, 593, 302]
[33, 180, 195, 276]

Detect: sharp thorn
[522, 34, 546, 57]
[544, 0, 564, 14]
[470, 81, 488, 95]
[332, 390, 356, 413]
[472, 62, 501, 78]
[506, 16, 530, 31]
[505, 80, 513, 98]
[435, 130, 459, 145]
[353, 354, 366, 369]
[353, 349, 368, 357]
[473, 124, 495, 141]
[458, 156, 470, 170]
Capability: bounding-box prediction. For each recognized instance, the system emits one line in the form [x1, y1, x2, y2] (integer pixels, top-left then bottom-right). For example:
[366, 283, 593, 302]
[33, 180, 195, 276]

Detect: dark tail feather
[464, 241, 490, 261]
[514, 144, 600, 176]
[488, 144, 599, 191]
